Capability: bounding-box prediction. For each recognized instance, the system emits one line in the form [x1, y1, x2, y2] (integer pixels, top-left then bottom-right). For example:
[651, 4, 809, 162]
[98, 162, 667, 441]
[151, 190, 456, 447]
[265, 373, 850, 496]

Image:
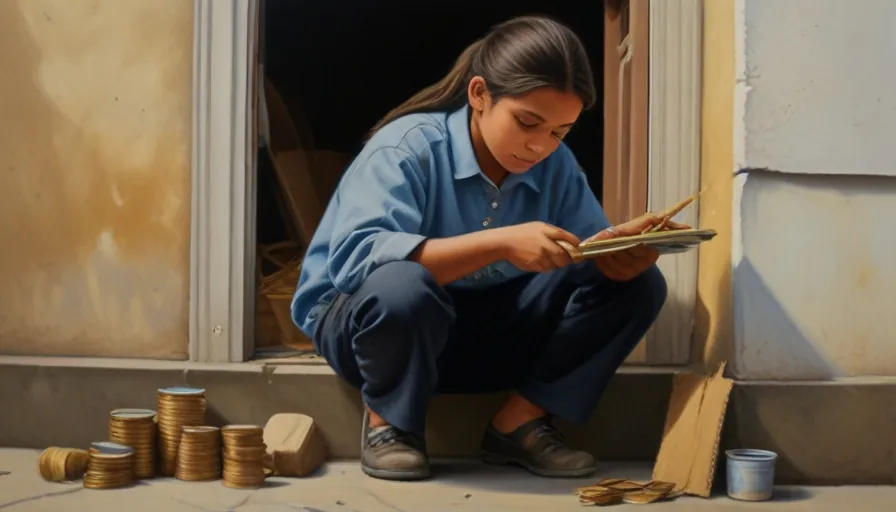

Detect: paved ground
[1, 448, 893, 511]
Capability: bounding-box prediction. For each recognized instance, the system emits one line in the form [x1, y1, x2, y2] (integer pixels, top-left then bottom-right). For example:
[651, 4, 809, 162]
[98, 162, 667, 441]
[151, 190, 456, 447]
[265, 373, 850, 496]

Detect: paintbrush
[641, 187, 707, 234]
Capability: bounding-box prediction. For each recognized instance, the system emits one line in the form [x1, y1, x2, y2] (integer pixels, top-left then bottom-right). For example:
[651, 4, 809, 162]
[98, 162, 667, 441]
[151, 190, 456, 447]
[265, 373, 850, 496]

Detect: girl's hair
[368, 15, 596, 139]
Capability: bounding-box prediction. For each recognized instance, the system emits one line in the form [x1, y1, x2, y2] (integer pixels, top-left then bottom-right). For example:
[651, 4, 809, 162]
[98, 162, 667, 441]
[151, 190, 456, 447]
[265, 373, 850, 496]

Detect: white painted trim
[188, 0, 700, 364]
[645, 0, 704, 365]
[190, 0, 257, 363]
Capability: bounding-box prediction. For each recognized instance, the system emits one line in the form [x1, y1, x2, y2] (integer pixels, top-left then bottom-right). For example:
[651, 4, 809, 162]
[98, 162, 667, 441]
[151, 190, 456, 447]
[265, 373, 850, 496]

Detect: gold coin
[221, 425, 263, 435]
[183, 425, 219, 433]
[222, 463, 263, 472]
[223, 448, 266, 458]
[157, 410, 205, 418]
[223, 477, 264, 484]
[222, 479, 263, 489]
[108, 439, 153, 447]
[222, 474, 263, 482]
[178, 461, 222, 469]
[223, 462, 263, 470]
[177, 471, 221, 482]
[178, 448, 218, 455]
[157, 403, 206, 411]
[110, 408, 156, 419]
[222, 477, 265, 485]
[180, 440, 219, 445]
[157, 417, 204, 425]
[108, 435, 153, 443]
[222, 472, 264, 481]
[110, 423, 155, 431]
[178, 445, 219, 452]
[109, 432, 154, 440]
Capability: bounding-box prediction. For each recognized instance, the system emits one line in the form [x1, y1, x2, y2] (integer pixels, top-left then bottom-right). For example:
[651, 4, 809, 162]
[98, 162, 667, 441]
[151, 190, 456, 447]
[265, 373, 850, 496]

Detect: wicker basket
[258, 242, 313, 349]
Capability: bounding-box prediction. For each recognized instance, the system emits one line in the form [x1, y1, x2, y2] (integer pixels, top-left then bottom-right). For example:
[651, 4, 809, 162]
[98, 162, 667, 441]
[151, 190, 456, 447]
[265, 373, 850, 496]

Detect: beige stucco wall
[694, 0, 735, 371]
[0, 0, 194, 359]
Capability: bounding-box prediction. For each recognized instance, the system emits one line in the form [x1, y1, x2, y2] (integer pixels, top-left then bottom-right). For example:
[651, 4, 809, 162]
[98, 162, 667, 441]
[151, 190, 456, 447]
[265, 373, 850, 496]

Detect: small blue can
[726, 448, 778, 501]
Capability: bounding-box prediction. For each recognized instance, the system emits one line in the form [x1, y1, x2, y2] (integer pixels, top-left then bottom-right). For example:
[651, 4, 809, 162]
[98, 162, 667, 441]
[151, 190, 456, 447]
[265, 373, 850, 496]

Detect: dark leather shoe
[480, 416, 596, 478]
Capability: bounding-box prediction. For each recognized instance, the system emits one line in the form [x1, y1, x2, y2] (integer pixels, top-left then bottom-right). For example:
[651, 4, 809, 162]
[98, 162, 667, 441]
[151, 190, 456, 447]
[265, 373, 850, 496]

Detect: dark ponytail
[368, 15, 596, 140]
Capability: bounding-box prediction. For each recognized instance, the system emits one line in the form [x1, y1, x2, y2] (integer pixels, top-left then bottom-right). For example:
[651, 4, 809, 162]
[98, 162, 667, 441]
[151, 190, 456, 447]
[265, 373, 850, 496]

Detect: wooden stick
[642, 187, 707, 234]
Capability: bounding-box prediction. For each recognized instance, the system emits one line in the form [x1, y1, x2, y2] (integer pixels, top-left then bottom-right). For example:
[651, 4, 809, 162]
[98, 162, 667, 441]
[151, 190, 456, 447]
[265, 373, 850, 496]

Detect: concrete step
[4, 356, 894, 485]
[0, 356, 675, 462]
[724, 377, 896, 485]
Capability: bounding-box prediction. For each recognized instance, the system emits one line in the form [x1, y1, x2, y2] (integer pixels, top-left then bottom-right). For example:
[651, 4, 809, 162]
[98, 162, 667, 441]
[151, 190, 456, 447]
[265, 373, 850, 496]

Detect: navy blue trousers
[312, 260, 667, 437]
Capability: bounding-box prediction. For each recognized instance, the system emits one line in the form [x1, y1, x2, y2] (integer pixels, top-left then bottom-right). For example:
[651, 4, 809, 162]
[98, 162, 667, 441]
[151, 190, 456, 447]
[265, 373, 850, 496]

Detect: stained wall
[0, 0, 194, 358]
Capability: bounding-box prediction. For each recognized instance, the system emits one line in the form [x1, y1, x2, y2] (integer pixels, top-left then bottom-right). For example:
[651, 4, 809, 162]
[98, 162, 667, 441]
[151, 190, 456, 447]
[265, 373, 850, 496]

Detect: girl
[292, 15, 673, 481]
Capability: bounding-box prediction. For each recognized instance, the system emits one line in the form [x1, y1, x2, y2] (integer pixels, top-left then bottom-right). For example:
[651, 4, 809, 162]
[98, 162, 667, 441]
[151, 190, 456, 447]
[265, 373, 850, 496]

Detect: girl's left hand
[585, 214, 691, 282]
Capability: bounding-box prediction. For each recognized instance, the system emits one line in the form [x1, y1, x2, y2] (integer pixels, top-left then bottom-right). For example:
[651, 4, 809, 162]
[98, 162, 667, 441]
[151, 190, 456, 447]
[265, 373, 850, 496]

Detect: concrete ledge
[0, 356, 675, 461]
[6, 356, 895, 484]
[723, 378, 896, 485]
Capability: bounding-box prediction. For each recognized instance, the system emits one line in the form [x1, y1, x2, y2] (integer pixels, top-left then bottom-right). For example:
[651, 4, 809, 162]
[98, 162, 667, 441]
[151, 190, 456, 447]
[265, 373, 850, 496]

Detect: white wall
[732, 0, 896, 379]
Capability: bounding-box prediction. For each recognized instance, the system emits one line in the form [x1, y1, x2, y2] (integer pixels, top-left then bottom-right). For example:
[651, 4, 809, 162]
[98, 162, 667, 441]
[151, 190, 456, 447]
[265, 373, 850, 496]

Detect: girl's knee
[356, 261, 456, 329]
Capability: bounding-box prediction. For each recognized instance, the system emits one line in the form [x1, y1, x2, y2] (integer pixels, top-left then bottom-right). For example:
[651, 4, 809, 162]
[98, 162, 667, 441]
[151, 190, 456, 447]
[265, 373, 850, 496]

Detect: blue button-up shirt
[291, 104, 611, 337]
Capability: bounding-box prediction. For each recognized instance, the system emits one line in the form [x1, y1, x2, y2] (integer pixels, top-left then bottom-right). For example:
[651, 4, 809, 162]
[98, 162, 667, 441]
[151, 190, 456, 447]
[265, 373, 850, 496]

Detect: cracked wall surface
[730, 0, 896, 379]
[741, 0, 896, 177]
[0, 0, 194, 358]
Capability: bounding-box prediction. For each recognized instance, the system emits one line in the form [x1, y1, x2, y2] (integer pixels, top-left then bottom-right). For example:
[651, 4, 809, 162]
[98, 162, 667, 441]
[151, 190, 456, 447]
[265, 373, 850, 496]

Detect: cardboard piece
[269, 149, 324, 246]
[652, 362, 733, 497]
[263, 78, 352, 248]
[306, 150, 352, 206]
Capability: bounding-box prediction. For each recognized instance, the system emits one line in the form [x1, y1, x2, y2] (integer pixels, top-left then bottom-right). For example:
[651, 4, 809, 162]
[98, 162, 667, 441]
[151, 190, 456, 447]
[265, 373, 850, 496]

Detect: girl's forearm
[408, 230, 506, 285]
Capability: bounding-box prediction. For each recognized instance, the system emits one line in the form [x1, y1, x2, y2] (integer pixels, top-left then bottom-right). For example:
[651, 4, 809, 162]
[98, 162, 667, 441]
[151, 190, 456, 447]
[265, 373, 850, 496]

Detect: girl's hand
[496, 222, 581, 273]
[585, 214, 692, 281]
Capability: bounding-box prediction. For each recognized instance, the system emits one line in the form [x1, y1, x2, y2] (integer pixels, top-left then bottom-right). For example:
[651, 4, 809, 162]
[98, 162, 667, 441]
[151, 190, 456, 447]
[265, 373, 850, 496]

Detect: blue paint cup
[726, 449, 778, 501]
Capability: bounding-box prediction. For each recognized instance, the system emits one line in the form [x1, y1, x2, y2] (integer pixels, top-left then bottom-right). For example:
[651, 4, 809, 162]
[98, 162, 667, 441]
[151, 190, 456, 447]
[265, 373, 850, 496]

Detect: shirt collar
[446, 105, 541, 193]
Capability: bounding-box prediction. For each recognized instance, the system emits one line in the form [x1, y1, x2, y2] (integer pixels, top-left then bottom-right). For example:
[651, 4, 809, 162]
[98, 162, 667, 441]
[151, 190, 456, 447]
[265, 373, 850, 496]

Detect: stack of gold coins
[156, 387, 207, 476]
[37, 447, 89, 482]
[83, 442, 136, 490]
[108, 408, 157, 479]
[175, 426, 222, 481]
[221, 425, 267, 489]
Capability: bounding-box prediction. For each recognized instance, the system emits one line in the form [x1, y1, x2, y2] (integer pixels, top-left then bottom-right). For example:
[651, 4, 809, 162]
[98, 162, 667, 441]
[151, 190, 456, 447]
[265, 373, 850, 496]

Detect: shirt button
[490, 200, 499, 210]
[482, 217, 492, 227]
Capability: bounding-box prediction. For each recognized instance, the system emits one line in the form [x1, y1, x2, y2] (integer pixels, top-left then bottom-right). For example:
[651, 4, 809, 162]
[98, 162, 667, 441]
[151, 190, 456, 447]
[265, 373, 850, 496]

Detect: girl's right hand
[495, 222, 581, 273]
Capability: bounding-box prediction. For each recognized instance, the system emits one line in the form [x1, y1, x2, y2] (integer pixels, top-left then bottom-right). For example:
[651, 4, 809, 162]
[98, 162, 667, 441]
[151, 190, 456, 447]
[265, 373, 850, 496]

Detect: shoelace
[369, 426, 416, 449]
[531, 422, 566, 453]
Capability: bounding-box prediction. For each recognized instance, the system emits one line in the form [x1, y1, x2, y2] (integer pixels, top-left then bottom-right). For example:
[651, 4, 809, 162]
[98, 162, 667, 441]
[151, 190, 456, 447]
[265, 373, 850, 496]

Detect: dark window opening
[257, 0, 604, 247]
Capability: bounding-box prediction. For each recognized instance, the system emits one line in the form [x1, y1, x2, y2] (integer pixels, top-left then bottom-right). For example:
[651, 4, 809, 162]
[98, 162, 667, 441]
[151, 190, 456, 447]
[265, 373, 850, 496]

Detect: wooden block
[306, 150, 352, 205]
[263, 413, 328, 477]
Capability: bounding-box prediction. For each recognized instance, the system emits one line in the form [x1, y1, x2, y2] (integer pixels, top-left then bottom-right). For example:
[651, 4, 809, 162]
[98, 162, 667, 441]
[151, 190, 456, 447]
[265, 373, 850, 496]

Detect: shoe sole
[361, 463, 431, 481]
[480, 450, 597, 478]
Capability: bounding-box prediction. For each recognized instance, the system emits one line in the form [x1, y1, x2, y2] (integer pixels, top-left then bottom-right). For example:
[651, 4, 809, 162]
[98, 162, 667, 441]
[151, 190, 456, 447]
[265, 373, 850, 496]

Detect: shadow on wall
[732, 258, 843, 380]
[0, 1, 192, 358]
[732, 169, 896, 380]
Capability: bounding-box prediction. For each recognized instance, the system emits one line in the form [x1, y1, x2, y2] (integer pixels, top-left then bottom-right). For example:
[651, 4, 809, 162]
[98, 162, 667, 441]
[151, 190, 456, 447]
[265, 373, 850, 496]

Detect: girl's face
[468, 78, 583, 175]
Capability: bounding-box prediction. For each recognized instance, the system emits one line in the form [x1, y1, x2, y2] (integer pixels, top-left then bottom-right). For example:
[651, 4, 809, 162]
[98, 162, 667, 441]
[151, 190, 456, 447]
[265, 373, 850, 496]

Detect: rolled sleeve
[326, 146, 428, 294]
